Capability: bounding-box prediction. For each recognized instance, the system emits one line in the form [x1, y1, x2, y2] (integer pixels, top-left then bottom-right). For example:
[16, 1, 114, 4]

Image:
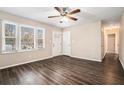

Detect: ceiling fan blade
[54, 7, 62, 13]
[66, 15, 78, 21]
[68, 9, 80, 15]
[48, 15, 60, 18]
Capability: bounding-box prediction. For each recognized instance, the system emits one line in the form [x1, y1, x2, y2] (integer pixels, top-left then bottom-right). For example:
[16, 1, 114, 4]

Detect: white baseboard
[0, 55, 102, 70]
[71, 56, 101, 62]
[119, 57, 124, 69]
[102, 53, 106, 59]
[0, 56, 53, 70]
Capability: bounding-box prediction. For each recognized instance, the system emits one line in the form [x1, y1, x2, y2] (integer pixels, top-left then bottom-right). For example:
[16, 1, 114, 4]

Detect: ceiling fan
[48, 7, 81, 23]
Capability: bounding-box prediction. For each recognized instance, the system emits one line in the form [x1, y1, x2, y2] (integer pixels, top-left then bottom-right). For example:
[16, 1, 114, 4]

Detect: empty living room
[0, 6, 124, 86]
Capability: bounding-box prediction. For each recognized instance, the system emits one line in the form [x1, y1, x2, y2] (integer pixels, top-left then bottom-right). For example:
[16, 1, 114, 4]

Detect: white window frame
[36, 27, 45, 49]
[19, 24, 35, 52]
[1, 20, 18, 53]
[1, 20, 46, 54]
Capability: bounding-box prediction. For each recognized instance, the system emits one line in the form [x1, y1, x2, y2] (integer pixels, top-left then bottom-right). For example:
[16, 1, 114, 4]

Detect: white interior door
[107, 34, 115, 53]
[63, 31, 71, 56]
[52, 31, 62, 56]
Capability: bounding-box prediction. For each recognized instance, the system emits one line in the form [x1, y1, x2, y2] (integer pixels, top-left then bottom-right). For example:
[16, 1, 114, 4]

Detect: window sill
[0, 47, 45, 55]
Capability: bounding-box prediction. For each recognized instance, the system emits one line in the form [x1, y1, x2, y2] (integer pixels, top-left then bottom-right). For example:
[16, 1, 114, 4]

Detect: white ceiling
[0, 7, 124, 28]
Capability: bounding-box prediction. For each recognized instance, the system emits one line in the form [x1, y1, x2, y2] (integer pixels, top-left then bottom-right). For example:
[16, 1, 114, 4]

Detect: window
[36, 28, 45, 48]
[2, 21, 17, 53]
[1, 20, 45, 54]
[20, 25, 35, 51]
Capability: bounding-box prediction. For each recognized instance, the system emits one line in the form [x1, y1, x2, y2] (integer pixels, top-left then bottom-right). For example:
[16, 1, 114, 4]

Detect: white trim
[19, 24, 35, 51]
[102, 52, 106, 60]
[0, 54, 102, 70]
[119, 57, 124, 69]
[0, 56, 53, 70]
[0, 48, 45, 55]
[0, 19, 46, 54]
[43, 28, 45, 48]
[1, 20, 18, 54]
[2, 20, 18, 25]
[2, 21, 5, 51]
[71, 55, 102, 62]
[36, 27, 45, 48]
[34, 27, 36, 49]
[19, 24, 35, 29]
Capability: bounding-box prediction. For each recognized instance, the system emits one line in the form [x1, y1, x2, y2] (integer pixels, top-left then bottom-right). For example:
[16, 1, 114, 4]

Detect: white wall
[0, 11, 62, 69]
[119, 13, 124, 68]
[64, 21, 102, 62]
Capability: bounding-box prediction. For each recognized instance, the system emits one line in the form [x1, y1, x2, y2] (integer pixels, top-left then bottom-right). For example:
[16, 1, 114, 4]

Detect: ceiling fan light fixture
[60, 16, 68, 23]
[48, 7, 81, 23]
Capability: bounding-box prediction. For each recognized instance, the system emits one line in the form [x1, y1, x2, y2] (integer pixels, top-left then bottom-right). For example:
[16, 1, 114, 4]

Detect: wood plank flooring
[0, 53, 124, 85]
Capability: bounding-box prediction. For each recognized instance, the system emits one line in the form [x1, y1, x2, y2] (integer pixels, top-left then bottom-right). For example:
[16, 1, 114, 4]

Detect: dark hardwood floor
[0, 53, 124, 85]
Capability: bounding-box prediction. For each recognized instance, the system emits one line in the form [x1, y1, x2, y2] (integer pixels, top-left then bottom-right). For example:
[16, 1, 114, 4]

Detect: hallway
[102, 53, 124, 84]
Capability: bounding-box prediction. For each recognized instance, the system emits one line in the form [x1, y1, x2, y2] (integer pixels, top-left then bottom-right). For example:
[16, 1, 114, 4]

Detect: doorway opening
[101, 25, 120, 59]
